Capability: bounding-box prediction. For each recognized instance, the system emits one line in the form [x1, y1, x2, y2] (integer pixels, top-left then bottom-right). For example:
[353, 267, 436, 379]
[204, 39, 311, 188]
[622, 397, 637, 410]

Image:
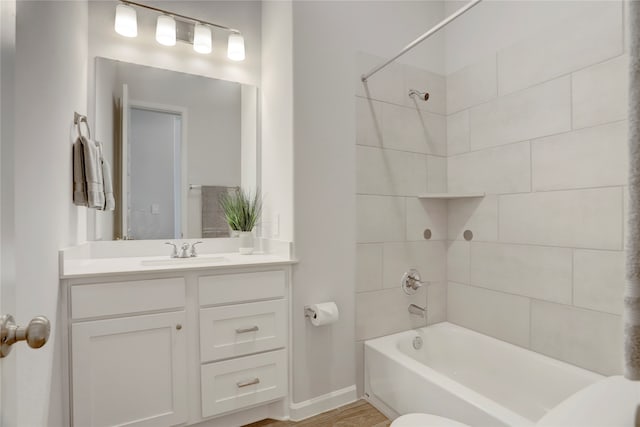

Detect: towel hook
[74, 112, 91, 140]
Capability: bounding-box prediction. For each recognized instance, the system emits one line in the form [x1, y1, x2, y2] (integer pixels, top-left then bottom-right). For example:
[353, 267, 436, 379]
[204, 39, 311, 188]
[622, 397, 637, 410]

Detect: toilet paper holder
[304, 306, 317, 319]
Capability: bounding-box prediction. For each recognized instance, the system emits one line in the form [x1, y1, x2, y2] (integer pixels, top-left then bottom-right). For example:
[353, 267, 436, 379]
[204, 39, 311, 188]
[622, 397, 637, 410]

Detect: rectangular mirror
[92, 57, 258, 240]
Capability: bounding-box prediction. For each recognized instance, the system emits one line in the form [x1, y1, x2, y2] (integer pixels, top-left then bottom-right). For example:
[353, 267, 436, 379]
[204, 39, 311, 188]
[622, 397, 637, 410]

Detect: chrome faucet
[178, 242, 190, 258]
[190, 241, 203, 257]
[165, 242, 178, 258]
[165, 242, 198, 258]
[408, 304, 426, 317]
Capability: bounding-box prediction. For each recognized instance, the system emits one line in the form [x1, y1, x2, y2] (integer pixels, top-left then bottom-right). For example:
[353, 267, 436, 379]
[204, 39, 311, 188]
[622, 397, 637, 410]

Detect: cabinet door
[71, 312, 187, 427]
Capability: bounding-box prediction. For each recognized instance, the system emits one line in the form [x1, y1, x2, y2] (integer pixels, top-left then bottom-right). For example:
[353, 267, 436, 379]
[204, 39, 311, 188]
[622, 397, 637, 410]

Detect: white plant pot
[238, 231, 254, 255]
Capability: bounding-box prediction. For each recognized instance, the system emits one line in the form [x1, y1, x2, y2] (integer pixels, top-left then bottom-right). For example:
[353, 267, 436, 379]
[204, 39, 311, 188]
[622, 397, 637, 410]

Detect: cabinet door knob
[176, 324, 182, 330]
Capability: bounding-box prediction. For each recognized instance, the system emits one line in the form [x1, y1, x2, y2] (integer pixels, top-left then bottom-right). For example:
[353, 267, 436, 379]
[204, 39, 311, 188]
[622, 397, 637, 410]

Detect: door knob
[0, 314, 51, 358]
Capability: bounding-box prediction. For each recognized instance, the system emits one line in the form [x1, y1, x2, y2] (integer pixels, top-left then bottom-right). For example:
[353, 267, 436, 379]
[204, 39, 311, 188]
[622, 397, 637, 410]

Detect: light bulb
[193, 24, 212, 54]
[156, 15, 176, 46]
[227, 33, 245, 61]
[114, 4, 137, 38]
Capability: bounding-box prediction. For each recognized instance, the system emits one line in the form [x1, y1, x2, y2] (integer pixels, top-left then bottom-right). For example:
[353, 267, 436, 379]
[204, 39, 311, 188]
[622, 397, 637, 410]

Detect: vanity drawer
[200, 300, 286, 362]
[199, 270, 285, 306]
[71, 278, 186, 319]
[201, 349, 286, 418]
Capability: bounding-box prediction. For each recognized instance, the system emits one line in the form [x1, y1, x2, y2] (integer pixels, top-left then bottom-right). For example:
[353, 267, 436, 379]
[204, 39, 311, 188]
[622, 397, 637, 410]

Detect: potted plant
[219, 188, 262, 254]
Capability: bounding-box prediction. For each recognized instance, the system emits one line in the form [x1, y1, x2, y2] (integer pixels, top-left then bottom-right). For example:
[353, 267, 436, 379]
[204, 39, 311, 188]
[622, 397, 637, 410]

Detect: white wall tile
[447, 282, 530, 347]
[499, 188, 623, 250]
[469, 77, 571, 150]
[406, 198, 448, 241]
[382, 103, 447, 156]
[356, 195, 406, 243]
[448, 195, 499, 242]
[383, 241, 447, 287]
[574, 250, 624, 315]
[447, 241, 470, 284]
[531, 301, 623, 375]
[572, 55, 629, 129]
[446, 55, 497, 114]
[448, 141, 531, 194]
[427, 155, 447, 192]
[497, 2, 623, 95]
[470, 242, 572, 304]
[356, 97, 383, 148]
[356, 52, 404, 105]
[356, 243, 383, 293]
[357, 145, 428, 196]
[356, 287, 427, 340]
[427, 282, 447, 324]
[404, 65, 446, 115]
[447, 110, 470, 156]
[532, 121, 628, 191]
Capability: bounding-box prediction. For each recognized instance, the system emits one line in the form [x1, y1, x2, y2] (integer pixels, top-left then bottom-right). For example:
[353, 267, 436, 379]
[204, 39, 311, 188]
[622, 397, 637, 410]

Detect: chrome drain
[413, 336, 423, 350]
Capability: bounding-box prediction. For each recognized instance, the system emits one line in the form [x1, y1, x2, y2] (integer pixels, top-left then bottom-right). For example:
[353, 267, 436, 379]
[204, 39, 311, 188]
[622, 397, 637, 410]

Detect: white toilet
[391, 413, 470, 427]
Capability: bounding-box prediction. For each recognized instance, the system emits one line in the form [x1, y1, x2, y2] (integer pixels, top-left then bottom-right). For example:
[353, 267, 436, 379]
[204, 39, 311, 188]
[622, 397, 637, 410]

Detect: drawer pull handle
[235, 326, 259, 334]
[237, 378, 260, 388]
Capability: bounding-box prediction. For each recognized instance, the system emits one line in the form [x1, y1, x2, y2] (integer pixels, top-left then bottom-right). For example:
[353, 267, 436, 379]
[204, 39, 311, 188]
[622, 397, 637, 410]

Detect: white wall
[0, 0, 17, 423]
[288, 0, 445, 406]
[14, 1, 88, 425]
[444, 0, 627, 375]
[261, 0, 294, 243]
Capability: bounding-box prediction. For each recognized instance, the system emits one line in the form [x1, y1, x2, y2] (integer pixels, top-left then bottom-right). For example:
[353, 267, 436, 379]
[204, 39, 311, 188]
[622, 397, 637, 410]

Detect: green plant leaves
[219, 188, 262, 232]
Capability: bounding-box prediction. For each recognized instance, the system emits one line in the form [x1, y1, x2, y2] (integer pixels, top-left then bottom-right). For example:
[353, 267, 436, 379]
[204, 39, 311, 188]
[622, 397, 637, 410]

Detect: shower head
[408, 89, 430, 102]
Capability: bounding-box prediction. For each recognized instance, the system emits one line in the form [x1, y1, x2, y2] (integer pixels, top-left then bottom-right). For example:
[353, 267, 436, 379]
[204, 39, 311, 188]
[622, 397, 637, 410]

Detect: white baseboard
[289, 385, 358, 421]
[365, 392, 399, 421]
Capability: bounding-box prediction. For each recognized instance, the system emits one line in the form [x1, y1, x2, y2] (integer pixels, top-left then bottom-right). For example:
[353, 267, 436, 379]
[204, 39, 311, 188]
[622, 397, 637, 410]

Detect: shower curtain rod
[361, 0, 483, 82]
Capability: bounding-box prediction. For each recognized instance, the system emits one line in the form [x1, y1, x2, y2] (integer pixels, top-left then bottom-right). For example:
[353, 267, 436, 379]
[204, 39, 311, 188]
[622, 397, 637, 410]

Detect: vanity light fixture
[114, 3, 137, 38]
[193, 24, 212, 54]
[227, 32, 245, 61]
[114, 0, 245, 60]
[156, 15, 176, 46]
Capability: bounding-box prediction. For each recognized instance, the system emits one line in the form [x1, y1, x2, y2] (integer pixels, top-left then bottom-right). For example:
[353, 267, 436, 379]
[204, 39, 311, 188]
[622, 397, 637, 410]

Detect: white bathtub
[364, 322, 603, 426]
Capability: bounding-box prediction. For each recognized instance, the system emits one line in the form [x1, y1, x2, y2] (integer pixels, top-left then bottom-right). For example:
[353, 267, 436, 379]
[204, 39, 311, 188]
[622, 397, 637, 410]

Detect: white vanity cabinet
[62, 264, 291, 427]
[198, 271, 288, 418]
[67, 277, 188, 427]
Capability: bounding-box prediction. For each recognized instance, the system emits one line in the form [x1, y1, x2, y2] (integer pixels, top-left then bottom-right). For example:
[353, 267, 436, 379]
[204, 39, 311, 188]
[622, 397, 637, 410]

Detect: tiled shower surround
[355, 0, 628, 393]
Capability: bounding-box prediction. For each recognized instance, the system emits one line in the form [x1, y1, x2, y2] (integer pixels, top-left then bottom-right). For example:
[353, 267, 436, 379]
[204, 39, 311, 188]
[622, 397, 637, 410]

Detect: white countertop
[61, 252, 295, 279]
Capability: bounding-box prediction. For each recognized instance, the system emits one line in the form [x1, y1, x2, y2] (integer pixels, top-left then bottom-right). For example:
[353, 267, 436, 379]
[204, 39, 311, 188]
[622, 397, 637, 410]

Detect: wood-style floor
[243, 400, 391, 427]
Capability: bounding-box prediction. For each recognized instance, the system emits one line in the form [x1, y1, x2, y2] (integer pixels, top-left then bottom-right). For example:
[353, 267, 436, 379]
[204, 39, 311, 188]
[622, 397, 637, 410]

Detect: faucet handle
[165, 242, 178, 258]
[190, 241, 204, 257]
[401, 269, 425, 295]
[179, 242, 190, 258]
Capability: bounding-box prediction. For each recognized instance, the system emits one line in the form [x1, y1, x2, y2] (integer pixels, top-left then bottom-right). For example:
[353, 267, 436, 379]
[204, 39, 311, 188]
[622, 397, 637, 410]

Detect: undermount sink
[141, 256, 228, 266]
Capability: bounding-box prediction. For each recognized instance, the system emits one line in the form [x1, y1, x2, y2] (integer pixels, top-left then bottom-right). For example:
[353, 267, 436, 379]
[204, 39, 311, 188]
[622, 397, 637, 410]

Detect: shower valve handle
[402, 269, 425, 295]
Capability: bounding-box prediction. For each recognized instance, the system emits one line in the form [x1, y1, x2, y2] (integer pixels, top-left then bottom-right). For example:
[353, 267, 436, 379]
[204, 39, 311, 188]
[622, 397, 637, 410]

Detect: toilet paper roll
[307, 302, 340, 326]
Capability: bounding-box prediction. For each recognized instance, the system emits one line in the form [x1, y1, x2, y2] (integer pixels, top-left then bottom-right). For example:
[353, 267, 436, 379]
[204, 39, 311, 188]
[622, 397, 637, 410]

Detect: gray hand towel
[202, 186, 232, 238]
[72, 137, 88, 206]
[80, 136, 105, 209]
[97, 142, 115, 211]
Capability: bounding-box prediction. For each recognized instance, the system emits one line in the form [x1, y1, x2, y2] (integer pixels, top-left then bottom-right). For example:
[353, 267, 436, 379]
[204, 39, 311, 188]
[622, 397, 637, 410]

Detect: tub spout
[408, 303, 426, 317]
